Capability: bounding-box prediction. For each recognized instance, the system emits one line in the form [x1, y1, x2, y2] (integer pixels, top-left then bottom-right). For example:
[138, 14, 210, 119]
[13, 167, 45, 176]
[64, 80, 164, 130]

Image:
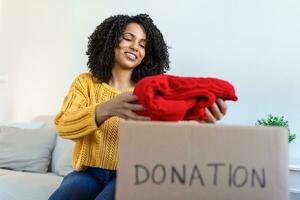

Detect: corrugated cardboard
[116, 121, 289, 200]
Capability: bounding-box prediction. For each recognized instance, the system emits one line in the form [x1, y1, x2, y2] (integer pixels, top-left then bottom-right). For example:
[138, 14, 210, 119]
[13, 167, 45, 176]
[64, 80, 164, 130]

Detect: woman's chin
[120, 62, 139, 70]
[113, 59, 140, 70]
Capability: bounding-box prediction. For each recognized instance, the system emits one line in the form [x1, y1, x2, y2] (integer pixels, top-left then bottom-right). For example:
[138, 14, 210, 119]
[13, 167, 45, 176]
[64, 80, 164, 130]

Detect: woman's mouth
[125, 52, 137, 61]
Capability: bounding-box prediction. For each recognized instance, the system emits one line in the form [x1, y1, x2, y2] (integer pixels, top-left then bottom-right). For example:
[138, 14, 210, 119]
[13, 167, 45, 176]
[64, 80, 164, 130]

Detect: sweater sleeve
[54, 74, 98, 140]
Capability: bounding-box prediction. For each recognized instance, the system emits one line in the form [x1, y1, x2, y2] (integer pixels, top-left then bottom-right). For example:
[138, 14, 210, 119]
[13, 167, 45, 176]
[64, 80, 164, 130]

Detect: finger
[122, 93, 138, 102]
[196, 120, 208, 124]
[216, 98, 227, 115]
[209, 102, 223, 120]
[124, 102, 146, 111]
[118, 113, 128, 120]
[126, 111, 151, 121]
[205, 107, 216, 123]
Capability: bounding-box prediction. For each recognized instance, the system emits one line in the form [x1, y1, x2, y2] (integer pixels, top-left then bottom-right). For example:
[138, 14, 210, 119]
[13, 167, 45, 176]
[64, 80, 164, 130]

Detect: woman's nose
[130, 41, 139, 51]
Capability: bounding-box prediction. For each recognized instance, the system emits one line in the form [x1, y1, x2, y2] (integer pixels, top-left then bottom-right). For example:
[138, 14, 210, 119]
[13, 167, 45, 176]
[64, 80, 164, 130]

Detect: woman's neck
[109, 68, 134, 91]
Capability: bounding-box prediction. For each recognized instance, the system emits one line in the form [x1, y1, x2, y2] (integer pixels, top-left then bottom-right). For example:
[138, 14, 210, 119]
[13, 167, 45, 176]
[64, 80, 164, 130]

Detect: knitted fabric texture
[133, 74, 238, 121]
[54, 73, 133, 171]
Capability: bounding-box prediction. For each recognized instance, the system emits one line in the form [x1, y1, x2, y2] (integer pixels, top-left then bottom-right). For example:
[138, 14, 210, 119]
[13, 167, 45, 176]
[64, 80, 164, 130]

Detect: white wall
[0, 0, 299, 162]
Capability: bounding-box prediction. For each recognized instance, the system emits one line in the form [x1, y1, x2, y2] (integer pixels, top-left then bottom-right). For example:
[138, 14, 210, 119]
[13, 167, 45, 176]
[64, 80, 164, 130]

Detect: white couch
[0, 116, 73, 200]
[1, 116, 299, 200]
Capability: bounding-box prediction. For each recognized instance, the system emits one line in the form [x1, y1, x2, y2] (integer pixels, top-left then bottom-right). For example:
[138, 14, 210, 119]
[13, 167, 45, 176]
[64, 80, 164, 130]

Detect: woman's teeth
[126, 52, 136, 60]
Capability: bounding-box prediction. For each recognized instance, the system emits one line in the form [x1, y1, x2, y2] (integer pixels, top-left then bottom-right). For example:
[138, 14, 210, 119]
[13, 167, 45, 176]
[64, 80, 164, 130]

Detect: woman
[49, 14, 227, 200]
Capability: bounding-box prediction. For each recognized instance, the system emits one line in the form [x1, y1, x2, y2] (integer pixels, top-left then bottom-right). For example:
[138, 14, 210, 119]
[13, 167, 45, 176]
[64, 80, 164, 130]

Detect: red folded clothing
[133, 74, 238, 121]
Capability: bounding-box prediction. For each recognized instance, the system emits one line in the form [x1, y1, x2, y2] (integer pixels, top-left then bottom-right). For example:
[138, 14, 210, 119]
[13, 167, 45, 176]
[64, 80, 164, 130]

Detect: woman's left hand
[204, 98, 227, 123]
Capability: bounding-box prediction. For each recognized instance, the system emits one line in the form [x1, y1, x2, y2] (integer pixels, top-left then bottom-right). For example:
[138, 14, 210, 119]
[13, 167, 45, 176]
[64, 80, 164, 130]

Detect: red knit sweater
[133, 74, 238, 121]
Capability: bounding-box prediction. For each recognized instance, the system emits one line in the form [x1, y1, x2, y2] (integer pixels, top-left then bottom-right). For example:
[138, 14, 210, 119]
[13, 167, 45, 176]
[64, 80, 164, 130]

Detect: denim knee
[49, 171, 102, 200]
[94, 178, 116, 200]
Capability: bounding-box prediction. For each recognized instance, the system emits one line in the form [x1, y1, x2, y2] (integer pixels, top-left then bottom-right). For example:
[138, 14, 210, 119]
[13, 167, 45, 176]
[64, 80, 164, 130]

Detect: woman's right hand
[96, 92, 150, 125]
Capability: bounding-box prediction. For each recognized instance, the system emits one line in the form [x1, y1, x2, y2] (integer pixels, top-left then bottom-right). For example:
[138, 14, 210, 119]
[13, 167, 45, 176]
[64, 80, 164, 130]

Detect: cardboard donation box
[116, 121, 289, 200]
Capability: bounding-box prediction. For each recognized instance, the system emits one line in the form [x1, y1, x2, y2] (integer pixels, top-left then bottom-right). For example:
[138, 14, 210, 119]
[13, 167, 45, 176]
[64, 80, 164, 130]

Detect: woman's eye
[123, 37, 132, 41]
[140, 44, 146, 48]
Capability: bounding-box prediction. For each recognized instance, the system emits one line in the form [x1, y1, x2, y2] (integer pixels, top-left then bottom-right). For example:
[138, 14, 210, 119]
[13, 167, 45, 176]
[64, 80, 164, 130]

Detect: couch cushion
[0, 168, 16, 176]
[0, 122, 45, 129]
[31, 115, 54, 128]
[0, 127, 56, 173]
[31, 115, 74, 176]
[0, 170, 63, 200]
[51, 136, 74, 176]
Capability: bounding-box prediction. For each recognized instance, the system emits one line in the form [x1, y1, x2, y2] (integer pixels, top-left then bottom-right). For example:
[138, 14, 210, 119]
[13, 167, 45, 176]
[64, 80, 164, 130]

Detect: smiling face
[113, 22, 147, 70]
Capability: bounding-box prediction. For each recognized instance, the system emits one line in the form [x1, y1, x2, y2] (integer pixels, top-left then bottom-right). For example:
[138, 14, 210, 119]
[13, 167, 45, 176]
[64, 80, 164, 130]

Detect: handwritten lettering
[134, 163, 266, 188]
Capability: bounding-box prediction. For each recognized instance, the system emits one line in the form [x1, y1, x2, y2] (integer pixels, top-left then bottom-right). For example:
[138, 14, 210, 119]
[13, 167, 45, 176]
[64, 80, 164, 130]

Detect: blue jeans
[48, 167, 116, 200]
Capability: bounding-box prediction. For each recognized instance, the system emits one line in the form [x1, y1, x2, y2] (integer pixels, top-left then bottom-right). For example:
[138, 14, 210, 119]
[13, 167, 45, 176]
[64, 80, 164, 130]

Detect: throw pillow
[0, 127, 56, 173]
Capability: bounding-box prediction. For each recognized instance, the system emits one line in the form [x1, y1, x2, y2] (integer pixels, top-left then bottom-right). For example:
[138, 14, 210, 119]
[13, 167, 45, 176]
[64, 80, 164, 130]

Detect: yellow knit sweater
[54, 72, 133, 171]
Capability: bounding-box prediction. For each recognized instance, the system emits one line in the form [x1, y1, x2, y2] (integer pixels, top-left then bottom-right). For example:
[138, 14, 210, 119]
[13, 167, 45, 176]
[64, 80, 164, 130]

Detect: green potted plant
[256, 114, 296, 143]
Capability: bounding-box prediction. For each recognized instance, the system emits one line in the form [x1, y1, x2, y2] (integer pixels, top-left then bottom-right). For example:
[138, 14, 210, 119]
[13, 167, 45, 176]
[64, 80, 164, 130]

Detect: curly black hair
[86, 14, 170, 83]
